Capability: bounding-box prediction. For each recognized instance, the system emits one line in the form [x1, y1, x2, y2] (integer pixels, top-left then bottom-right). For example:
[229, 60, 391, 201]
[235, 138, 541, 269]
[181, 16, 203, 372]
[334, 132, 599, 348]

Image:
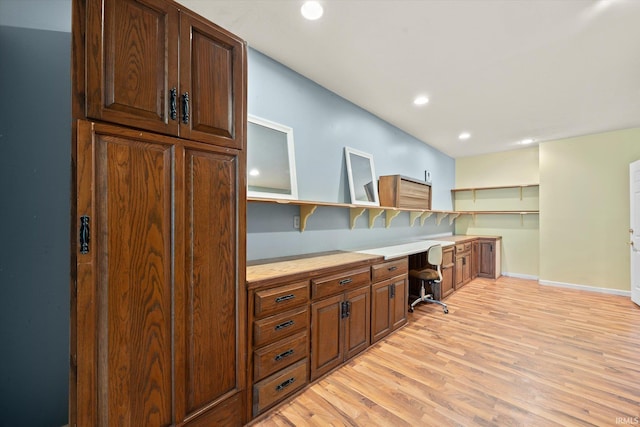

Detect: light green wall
[539, 128, 640, 291]
[455, 148, 540, 277]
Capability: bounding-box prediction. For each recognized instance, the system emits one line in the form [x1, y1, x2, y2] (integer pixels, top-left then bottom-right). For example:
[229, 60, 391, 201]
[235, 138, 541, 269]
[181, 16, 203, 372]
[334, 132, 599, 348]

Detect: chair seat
[409, 268, 439, 281]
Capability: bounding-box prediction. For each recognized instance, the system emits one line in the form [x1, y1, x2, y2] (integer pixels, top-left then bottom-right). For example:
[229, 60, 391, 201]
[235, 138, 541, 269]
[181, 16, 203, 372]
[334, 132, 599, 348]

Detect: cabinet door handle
[274, 320, 294, 331]
[182, 92, 190, 124]
[79, 215, 90, 254]
[389, 284, 395, 299]
[274, 349, 294, 361]
[275, 294, 295, 303]
[169, 87, 177, 120]
[346, 301, 351, 317]
[341, 301, 348, 319]
[275, 377, 295, 392]
[388, 266, 397, 271]
[339, 278, 352, 286]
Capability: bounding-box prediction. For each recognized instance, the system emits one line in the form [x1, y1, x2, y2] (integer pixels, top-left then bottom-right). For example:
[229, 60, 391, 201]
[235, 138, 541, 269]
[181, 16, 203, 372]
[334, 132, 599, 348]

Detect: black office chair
[408, 244, 448, 314]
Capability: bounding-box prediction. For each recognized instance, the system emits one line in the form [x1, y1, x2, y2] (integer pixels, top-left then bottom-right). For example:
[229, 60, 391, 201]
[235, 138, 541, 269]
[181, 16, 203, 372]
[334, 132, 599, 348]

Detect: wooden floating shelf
[451, 184, 539, 202]
[247, 197, 459, 232]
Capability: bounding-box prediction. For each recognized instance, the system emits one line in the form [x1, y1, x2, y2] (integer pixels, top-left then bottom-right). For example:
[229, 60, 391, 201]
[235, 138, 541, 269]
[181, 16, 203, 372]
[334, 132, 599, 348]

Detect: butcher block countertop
[246, 251, 383, 289]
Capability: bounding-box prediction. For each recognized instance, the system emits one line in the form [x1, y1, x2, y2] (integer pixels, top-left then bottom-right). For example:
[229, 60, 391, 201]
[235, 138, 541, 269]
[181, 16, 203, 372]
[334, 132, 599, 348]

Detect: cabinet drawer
[442, 247, 455, 267]
[311, 267, 370, 300]
[371, 258, 408, 282]
[254, 331, 308, 382]
[254, 281, 309, 318]
[456, 242, 472, 252]
[253, 359, 308, 416]
[254, 306, 308, 347]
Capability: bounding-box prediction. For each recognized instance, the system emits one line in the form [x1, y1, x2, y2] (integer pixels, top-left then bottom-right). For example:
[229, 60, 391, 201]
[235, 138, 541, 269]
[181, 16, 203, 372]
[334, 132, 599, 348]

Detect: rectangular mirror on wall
[345, 146, 379, 206]
[247, 115, 298, 199]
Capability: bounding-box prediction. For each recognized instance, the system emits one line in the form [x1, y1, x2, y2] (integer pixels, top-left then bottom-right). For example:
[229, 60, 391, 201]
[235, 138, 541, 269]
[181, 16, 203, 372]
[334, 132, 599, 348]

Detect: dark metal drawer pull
[339, 278, 353, 286]
[275, 377, 295, 392]
[275, 294, 295, 303]
[274, 349, 294, 361]
[274, 320, 294, 331]
[80, 215, 90, 254]
[388, 266, 398, 271]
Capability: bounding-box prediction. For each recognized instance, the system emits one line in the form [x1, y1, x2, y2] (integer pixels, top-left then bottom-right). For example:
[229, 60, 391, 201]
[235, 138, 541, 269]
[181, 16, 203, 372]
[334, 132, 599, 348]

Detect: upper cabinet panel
[180, 11, 246, 149]
[85, 0, 180, 135]
[82, 0, 246, 148]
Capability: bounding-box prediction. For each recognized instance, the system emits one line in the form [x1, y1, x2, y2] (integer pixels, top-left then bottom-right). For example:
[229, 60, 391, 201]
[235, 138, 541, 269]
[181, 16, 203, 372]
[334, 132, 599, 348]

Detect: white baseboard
[502, 272, 539, 280]
[538, 279, 631, 296]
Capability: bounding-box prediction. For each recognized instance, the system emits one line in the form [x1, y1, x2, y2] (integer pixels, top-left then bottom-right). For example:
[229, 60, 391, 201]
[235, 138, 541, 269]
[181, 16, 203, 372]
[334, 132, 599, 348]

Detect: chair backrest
[427, 244, 443, 265]
[427, 244, 443, 282]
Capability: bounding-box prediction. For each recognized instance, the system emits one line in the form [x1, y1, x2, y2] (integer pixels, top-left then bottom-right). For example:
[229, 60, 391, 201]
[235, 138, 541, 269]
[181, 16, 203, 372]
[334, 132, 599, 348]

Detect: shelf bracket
[368, 208, 385, 228]
[448, 213, 460, 225]
[409, 211, 424, 227]
[299, 205, 317, 232]
[420, 211, 434, 226]
[436, 212, 449, 226]
[385, 209, 401, 228]
[473, 189, 476, 203]
[520, 186, 523, 201]
[349, 207, 366, 229]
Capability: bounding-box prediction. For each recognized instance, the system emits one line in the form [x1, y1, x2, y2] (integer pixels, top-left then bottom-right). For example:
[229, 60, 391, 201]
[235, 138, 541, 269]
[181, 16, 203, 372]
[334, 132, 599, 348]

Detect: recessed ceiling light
[249, 168, 260, 177]
[413, 95, 429, 106]
[520, 138, 535, 145]
[301, 1, 323, 20]
[459, 132, 471, 140]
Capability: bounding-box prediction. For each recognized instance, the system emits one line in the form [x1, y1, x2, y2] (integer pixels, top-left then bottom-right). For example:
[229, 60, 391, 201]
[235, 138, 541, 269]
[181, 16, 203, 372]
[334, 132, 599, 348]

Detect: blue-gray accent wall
[0, 25, 71, 427]
[247, 49, 455, 260]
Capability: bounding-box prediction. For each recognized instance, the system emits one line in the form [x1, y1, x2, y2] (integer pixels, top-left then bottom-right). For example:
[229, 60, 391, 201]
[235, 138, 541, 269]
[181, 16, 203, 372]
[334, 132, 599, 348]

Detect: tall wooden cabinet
[71, 0, 247, 426]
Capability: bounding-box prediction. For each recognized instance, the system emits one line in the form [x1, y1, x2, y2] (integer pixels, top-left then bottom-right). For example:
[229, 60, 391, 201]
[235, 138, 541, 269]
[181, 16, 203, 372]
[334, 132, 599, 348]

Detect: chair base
[408, 280, 448, 314]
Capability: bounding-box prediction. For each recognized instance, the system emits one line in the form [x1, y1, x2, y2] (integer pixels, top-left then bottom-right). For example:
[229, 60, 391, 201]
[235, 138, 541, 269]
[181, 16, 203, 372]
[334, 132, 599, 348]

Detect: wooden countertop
[431, 235, 502, 243]
[246, 251, 383, 289]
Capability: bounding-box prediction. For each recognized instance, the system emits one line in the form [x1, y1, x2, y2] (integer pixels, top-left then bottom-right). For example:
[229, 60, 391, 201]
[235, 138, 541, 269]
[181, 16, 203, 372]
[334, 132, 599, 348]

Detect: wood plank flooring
[252, 277, 640, 427]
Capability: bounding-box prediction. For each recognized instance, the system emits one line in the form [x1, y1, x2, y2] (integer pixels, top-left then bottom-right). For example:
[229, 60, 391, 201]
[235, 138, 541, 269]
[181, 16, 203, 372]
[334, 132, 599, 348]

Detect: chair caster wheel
[408, 306, 414, 313]
[443, 308, 449, 314]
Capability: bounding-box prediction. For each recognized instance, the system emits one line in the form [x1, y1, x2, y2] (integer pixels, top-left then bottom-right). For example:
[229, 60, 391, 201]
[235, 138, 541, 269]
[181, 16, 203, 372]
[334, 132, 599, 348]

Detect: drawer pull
[275, 377, 295, 392]
[274, 320, 294, 331]
[274, 349, 294, 362]
[275, 294, 295, 303]
[339, 278, 353, 286]
[388, 266, 398, 271]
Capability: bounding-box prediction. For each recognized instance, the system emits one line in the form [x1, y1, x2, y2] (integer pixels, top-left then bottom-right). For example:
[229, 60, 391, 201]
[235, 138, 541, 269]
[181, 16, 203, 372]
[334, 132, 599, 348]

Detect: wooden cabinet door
[455, 253, 464, 289]
[371, 281, 391, 343]
[472, 241, 480, 279]
[441, 247, 455, 298]
[75, 121, 175, 426]
[479, 240, 495, 278]
[85, 0, 179, 136]
[179, 10, 246, 149]
[390, 278, 407, 331]
[310, 294, 343, 381]
[344, 286, 370, 360]
[178, 146, 245, 424]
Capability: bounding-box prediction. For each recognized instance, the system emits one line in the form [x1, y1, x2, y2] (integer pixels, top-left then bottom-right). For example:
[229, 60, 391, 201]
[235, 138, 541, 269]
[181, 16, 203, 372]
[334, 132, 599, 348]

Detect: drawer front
[371, 258, 408, 282]
[455, 243, 466, 253]
[464, 242, 472, 251]
[253, 306, 308, 347]
[398, 181, 430, 209]
[253, 359, 308, 416]
[254, 331, 308, 382]
[311, 267, 371, 300]
[255, 281, 309, 318]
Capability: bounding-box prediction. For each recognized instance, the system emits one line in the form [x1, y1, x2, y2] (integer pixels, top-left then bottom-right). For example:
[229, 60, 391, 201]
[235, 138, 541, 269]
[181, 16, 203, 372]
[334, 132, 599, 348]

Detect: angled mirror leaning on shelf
[247, 115, 299, 199]
[345, 146, 380, 206]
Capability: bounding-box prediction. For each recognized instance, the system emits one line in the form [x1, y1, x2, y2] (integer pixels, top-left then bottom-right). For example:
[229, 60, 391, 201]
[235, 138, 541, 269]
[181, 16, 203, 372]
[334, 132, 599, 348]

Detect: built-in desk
[244, 235, 500, 422]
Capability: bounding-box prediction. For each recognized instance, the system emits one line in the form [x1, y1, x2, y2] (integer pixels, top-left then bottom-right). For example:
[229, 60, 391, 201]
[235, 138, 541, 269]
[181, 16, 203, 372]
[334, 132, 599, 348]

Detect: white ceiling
[179, 0, 640, 158]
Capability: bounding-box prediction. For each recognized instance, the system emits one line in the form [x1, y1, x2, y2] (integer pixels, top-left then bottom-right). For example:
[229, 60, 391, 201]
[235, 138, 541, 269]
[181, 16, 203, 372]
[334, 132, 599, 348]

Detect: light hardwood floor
[252, 277, 640, 427]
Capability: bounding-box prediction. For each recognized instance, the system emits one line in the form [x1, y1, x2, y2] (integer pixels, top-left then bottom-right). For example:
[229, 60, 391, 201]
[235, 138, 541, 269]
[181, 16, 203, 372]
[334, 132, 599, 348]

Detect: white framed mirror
[345, 147, 379, 206]
[247, 115, 298, 200]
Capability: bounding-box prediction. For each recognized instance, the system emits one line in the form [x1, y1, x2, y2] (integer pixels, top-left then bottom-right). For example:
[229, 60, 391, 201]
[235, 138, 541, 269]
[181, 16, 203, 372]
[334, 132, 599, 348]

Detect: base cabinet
[454, 242, 472, 289]
[440, 246, 455, 298]
[310, 284, 370, 381]
[371, 258, 408, 344]
[478, 238, 501, 279]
